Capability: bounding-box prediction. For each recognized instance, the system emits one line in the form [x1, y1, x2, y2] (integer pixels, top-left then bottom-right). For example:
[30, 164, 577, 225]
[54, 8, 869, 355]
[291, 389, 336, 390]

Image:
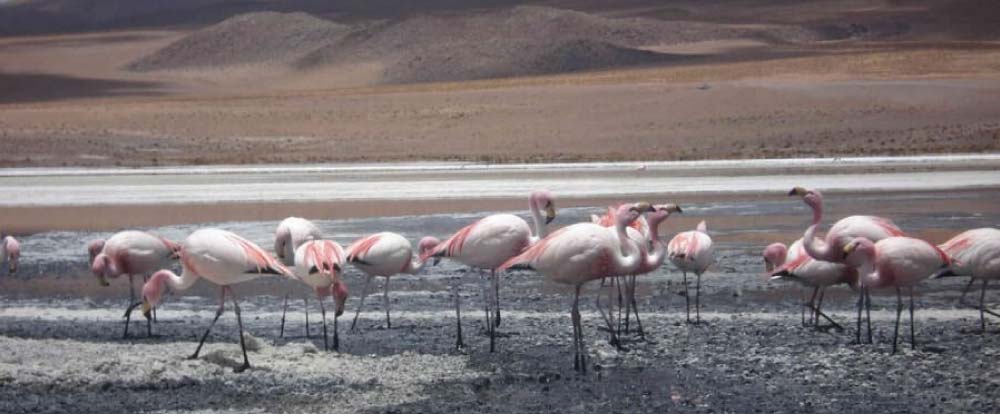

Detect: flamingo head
[90, 254, 112, 287]
[86, 239, 105, 264]
[762, 243, 788, 273]
[789, 187, 823, 223]
[141, 269, 171, 318]
[616, 202, 654, 227]
[162, 238, 182, 260]
[330, 280, 348, 317]
[419, 236, 442, 266]
[647, 203, 682, 227]
[530, 190, 557, 224]
[842, 237, 876, 267]
[4, 236, 19, 275]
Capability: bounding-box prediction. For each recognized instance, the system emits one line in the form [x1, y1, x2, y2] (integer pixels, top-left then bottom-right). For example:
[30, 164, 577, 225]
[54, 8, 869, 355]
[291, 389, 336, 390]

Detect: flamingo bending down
[667, 220, 715, 324]
[274, 217, 323, 338]
[421, 190, 555, 351]
[789, 186, 906, 342]
[843, 237, 952, 353]
[345, 232, 440, 331]
[500, 202, 652, 373]
[142, 228, 294, 373]
[2, 235, 20, 275]
[90, 231, 180, 338]
[765, 239, 858, 330]
[937, 228, 1000, 332]
[292, 240, 349, 351]
[594, 204, 682, 339]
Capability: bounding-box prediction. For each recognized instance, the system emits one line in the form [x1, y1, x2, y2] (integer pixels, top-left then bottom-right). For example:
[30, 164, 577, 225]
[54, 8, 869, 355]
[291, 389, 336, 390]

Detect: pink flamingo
[843, 236, 952, 353]
[142, 228, 294, 373]
[89, 230, 180, 338]
[937, 228, 1000, 332]
[274, 217, 323, 338]
[292, 240, 349, 351]
[593, 204, 682, 339]
[500, 202, 652, 373]
[667, 220, 715, 324]
[765, 239, 858, 330]
[345, 232, 441, 331]
[421, 190, 556, 351]
[2, 235, 19, 275]
[789, 186, 906, 342]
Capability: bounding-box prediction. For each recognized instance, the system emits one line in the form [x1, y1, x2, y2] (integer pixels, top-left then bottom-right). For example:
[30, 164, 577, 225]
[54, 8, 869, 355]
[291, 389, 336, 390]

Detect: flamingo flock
[1, 185, 994, 374]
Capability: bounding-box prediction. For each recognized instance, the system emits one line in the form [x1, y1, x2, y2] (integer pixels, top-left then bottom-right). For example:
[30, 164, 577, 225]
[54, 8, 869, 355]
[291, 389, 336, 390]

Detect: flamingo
[499, 202, 652, 373]
[291, 240, 349, 351]
[2, 235, 19, 275]
[421, 189, 556, 351]
[593, 204, 682, 339]
[789, 186, 906, 342]
[667, 220, 715, 324]
[765, 239, 858, 330]
[90, 231, 180, 338]
[936, 228, 1000, 332]
[274, 217, 323, 338]
[345, 232, 441, 331]
[842, 236, 952, 353]
[142, 228, 294, 373]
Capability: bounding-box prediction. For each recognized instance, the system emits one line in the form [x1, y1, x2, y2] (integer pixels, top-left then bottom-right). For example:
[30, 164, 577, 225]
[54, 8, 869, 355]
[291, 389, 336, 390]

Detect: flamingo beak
[665, 204, 682, 214]
[842, 242, 857, 260]
[97, 273, 110, 287]
[788, 187, 808, 197]
[764, 259, 774, 273]
[142, 299, 152, 319]
[545, 203, 556, 225]
[635, 202, 654, 213]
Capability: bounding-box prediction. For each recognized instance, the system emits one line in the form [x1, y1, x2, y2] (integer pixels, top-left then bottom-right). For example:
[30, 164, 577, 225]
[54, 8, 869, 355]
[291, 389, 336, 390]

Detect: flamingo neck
[155, 267, 198, 292]
[644, 217, 667, 269]
[613, 221, 641, 273]
[529, 199, 548, 240]
[802, 224, 837, 262]
[404, 256, 429, 274]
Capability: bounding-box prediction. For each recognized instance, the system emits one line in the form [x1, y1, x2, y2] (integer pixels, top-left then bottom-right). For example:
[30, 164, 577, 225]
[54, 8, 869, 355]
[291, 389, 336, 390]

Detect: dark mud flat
[2, 190, 1000, 413]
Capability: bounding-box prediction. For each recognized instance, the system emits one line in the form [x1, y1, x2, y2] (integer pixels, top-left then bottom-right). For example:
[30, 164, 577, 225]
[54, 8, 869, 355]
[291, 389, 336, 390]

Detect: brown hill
[128, 11, 349, 71]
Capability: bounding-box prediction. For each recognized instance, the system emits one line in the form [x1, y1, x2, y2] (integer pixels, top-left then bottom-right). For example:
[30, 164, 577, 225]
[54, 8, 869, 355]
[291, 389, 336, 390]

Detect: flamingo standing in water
[421, 190, 556, 351]
[843, 237, 952, 353]
[346, 233, 440, 331]
[2, 235, 20, 275]
[668, 220, 715, 324]
[274, 217, 323, 338]
[937, 228, 1000, 332]
[292, 240, 349, 351]
[89, 231, 180, 338]
[500, 202, 652, 373]
[142, 228, 294, 373]
[765, 239, 858, 330]
[789, 186, 906, 343]
[593, 204, 682, 339]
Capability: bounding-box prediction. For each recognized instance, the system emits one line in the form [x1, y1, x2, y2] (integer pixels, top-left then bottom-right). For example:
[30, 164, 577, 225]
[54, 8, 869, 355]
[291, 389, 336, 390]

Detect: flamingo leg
[623, 275, 632, 335]
[804, 287, 819, 328]
[616, 276, 625, 339]
[123, 274, 137, 339]
[384, 277, 392, 329]
[855, 287, 865, 345]
[143, 274, 154, 336]
[494, 270, 502, 328]
[682, 271, 691, 323]
[319, 296, 328, 351]
[573, 284, 587, 374]
[230, 287, 251, 373]
[695, 272, 702, 324]
[980, 279, 990, 333]
[350, 276, 373, 331]
[486, 270, 496, 353]
[630, 275, 646, 340]
[453, 281, 464, 351]
[959, 277, 976, 306]
[865, 287, 873, 344]
[304, 296, 310, 338]
[333, 305, 340, 352]
[909, 286, 916, 350]
[892, 287, 903, 354]
[572, 287, 581, 372]
[191, 287, 226, 360]
[279, 294, 289, 338]
[814, 288, 825, 327]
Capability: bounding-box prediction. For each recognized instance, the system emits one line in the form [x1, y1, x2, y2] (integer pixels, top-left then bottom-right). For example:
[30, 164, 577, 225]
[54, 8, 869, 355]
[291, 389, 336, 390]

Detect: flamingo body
[91, 230, 179, 284]
[275, 217, 323, 266]
[425, 214, 531, 269]
[668, 221, 714, 274]
[2, 236, 20, 275]
[940, 228, 1000, 279]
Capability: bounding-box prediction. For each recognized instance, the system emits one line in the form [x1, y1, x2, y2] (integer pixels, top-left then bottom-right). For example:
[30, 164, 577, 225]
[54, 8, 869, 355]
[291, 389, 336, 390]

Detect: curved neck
[612, 221, 641, 273]
[404, 255, 429, 274]
[154, 268, 199, 292]
[529, 200, 548, 239]
[802, 223, 837, 262]
[644, 218, 667, 269]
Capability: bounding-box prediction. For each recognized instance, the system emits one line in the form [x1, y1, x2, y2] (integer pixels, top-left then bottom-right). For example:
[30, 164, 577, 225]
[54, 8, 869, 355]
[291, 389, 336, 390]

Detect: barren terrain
[1, 0, 999, 167]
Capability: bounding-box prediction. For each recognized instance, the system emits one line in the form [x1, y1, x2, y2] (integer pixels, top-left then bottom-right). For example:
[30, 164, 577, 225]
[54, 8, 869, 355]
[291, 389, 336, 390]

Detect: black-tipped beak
[433, 257, 441, 266]
[545, 203, 556, 225]
[142, 300, 152, 319]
